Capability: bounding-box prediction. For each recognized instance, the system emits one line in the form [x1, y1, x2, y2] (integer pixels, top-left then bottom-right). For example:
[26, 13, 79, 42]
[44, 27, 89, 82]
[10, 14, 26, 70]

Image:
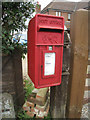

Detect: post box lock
[28, 14, 64, 88]
[41, 65, 43, 68]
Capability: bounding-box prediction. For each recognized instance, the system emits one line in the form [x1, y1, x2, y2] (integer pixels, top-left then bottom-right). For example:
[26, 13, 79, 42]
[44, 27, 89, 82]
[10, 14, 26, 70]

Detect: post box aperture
[28, 14, 64, 88]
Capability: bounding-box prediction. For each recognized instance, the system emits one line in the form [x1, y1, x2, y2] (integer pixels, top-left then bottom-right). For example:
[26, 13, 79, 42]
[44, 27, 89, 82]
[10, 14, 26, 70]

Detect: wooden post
[50, 74, 70, 118]
[50, 31, 71, 118]
[89, 9, 90, 56]
[66, 9, 88, 118]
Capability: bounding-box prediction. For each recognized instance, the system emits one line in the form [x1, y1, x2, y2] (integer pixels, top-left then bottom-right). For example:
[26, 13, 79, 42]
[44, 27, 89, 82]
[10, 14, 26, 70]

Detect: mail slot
[28, 14, 64, 88]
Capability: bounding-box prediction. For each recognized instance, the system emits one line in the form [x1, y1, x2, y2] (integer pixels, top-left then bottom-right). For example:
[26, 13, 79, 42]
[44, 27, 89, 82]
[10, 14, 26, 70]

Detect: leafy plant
[17, 80, 34, 119]
[44, 113, 51, 120]
[17, 79, 51, 119]
[2, 1, 35, 56]
[24, 79, 34, 101]
[17, 108, 31, 119]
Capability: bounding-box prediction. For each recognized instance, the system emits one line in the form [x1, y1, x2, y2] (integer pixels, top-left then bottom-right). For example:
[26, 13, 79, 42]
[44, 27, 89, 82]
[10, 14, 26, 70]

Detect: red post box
[28, 14, 64, 88]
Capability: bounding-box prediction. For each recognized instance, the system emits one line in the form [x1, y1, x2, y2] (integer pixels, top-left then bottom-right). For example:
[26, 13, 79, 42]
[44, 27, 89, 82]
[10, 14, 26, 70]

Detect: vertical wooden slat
[50, 31, 71, 118]
[12, 49, 25, 107]
[66, 9, 88, 118]
[50, 74, 70, 118]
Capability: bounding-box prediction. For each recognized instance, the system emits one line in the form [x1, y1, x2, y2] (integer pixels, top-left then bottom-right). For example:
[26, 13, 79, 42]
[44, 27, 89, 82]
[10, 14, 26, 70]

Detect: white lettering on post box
[44, 53, 55, 76]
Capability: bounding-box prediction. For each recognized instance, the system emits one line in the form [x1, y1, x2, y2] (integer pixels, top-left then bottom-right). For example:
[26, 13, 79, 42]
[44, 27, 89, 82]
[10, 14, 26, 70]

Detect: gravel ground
[81, 103, 90, 119]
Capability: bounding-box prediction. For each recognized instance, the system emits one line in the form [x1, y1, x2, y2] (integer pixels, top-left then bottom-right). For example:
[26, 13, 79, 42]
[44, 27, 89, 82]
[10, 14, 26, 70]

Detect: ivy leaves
[2, 2, 35, 56]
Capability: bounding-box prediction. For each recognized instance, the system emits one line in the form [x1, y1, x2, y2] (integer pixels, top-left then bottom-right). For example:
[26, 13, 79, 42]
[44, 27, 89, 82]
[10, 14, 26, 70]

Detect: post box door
[35, 45, 63, 87]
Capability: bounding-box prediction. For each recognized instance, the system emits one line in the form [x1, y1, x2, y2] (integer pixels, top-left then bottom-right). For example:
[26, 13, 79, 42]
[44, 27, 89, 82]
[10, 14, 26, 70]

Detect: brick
[27, 88, 49, 106]
[26, 101, 34, 108]
[35, 98, 49, 112]
[36, 87, 49, 106]
[36, 88, 49, 98]
[44, 104, 50, 117]
[34, 108, 39, 114]
[32, 88, 39, 94]
[28, 93, 36, 98]
[36, 111, 45, 118]
[30, 108, 35, 113]
[23, 106, 30, 112]
[26, 111, 34, 117]
[29, 88, 39, 98]
[27, 96, 42, 106]
[36, 115, 44, 118]
[23, 103, 30, 112]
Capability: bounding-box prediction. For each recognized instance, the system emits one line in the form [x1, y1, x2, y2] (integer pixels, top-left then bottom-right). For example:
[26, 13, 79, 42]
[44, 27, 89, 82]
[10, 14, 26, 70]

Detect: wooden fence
[83, 57, 90, 105]
[50, 9, 88, 118]
[50, 31, 71, 118]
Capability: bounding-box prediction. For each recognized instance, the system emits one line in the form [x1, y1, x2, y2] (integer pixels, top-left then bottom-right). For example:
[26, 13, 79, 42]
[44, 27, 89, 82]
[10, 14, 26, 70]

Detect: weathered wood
[66, 9, 88, 118]
[2, 49, 25, 108]
[50, 75, 70, 118]
[88, 8, 90, 56]
[88, 60, 90, 65]
[50, 31, 71, 118]
[12, 49, 25, 107]
[2, 55, 15, 95]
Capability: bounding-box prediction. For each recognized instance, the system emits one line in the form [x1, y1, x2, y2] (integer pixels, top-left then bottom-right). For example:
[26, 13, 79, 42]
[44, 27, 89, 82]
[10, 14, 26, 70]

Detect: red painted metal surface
[28, 14, 64, 88]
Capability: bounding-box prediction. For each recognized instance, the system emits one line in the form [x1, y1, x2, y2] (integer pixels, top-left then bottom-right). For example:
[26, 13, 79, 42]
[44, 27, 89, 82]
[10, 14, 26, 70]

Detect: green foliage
[17, 79, 51, 119]
[2, 1, 35, 56]
[44, 113, 51, 120]
[17, 108, 31, 119]
[17, 108, 51, 119]
[17, 80, 34, 119]
[36, 4, 40, 9]
[24, 79, 34, 101]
